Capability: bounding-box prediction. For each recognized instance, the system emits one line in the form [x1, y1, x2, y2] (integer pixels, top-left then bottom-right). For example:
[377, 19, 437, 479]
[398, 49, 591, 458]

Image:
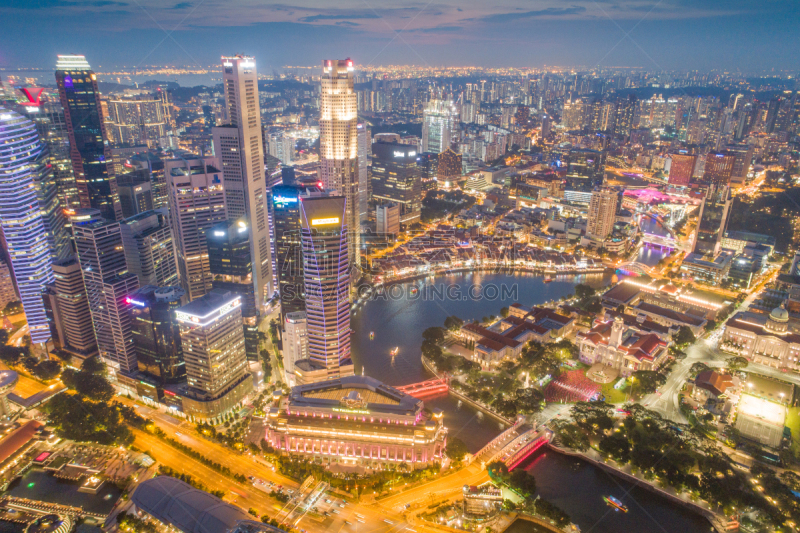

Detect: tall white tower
[318, 58, 360, 274]
[422, 99, 459, 154]
[213, 55, 273, 308]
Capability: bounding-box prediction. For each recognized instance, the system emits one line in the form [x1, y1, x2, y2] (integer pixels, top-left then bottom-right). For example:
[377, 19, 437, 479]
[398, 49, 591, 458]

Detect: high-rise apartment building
[376, 203, 400, 235]
[668, 152, 697, 187]
[723, 144, 754, 185]
[0, 108, 57, 344]
[266, 132, 294, 166]
[47, 257, 98, 359]
[213, 55, 272, 309]
[357, 122, 369, 224]
[271, 184, 306, 322]
[702, 152, 735, 187]
[318, 59, 361, 273]
[175, 288, 252, 421]
[294, 194, 354, 384]
[121, 209, 177, 287]
[422, 99, 459, 154]
[370, 141, 421, 225]
[71, 209, 140, 377]
[0, 261, 16, 310]
[129, 285, 186, 384]
[586, 188, 619, 241]
[106, 91, 174, 148]
[694, 185, 732, 257]
[165, 155, 226, 301]
[116, 168, 153, 218]
[55, 55, 122, 221]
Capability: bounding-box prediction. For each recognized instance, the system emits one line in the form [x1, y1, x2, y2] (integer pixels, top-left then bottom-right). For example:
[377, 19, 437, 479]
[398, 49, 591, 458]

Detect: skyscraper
[71, 209, 140, 378]
[55, 55, 122, 221]
[668, 152, 697, 187]
[437, 148, 462, 188]
[702, 152, 735, 187]
[129, 285, 186, 384]
[175, 288, 252, 421]
[271, 183, 305, 322]
[694, 185, 732, 257]
[370, 141, 421, 225]
[120, 209, 177, 287]
[295, 193, 354, 384]
[165, 155, 226, 301]
[213, 55, 272, 309]
[422, 99, 459, 154]
[586, 188, 619, 241]
[0, 109, 56, 344]
[106, 91, 174, 148]
[318, 59, 361, 273]
[282, 311, 308, 384]
[47, 257, 97, 359]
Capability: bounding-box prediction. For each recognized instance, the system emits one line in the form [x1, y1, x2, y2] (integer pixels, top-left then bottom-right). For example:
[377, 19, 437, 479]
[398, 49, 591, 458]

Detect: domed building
[721, 306, 800, 371]
[25, 514, 73, 533]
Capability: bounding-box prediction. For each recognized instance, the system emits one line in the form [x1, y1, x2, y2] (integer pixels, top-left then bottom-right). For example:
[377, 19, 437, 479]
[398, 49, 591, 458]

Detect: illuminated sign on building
[333, 407, 370, 415]
[125, 297, 146, 307]
[175, 297, 242, 326]
[311, 217, 340, 226]
[274, 195, 298, 204]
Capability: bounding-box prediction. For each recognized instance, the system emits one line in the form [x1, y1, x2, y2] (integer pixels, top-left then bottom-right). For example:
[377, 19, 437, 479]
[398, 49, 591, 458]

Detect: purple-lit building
[265, 375, 446, 469]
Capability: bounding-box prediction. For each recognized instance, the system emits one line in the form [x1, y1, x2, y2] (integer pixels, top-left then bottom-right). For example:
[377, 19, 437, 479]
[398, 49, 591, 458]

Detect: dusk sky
[1, 0, 799, 72]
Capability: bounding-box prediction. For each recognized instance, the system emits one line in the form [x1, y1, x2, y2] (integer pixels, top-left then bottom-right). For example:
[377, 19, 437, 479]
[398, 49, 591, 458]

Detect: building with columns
[721, 306, 800, 371]
[265, 376, 446, 469]
[577, 316, 669, 376]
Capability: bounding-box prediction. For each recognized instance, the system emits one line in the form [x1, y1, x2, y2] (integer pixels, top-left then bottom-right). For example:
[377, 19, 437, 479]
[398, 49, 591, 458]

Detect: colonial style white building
[577, 316, 669, 376]
[721, 306, 800, 371]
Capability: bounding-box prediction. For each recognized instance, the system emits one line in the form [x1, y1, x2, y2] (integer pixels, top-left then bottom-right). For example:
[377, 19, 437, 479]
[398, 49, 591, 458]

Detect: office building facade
[121, 209, 177, 287]
[47, 257, 97, 359]
[106, 91, 174, 148]
[71, 209, 140, 376]
[437, 148, 462, 188]
[295, 194, 354, 384]
[283, 310, 308, 383]
[376, 203, 400, 235]
[422, 99, 458, 154]
[370, 141, 421, 225]
[129, 285, 186, 384]
[165, 155, 226, 301]
[694, 185, 732, 257]
[271, 184, 305, 321]
[0, 108, 57, 344]
[55, 55, 122, 221]
[318, 59, 361, 273]
[213, 55, 272, 309]
[175, 289, 253, 421]
[702, 152, 735, 187]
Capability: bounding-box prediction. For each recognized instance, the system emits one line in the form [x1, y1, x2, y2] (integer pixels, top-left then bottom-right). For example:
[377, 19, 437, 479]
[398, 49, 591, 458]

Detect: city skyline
[1, 1, 799, 72]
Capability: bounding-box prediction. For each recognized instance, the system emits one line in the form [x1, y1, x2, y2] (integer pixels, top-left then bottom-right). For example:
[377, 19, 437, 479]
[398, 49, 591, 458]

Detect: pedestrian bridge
[395, 377, 449, 398]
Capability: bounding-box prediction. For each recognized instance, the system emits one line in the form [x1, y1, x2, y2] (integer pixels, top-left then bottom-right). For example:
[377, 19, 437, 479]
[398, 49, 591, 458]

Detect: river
[351, 269, 711, 533]
[350, 270, 611, 451]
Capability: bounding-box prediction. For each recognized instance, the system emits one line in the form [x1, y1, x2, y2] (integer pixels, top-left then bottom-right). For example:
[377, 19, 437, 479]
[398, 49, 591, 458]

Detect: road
[126, 399, 452, 533]
[377, 462, 490, 512]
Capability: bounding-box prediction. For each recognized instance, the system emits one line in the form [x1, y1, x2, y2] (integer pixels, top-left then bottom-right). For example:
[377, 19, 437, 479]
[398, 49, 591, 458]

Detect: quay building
[265, 376, 447, 469]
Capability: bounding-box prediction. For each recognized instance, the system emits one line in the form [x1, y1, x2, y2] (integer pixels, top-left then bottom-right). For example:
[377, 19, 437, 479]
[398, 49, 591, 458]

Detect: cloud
[299, 13, 380, 23]
[335, 21, 360, 26]
[479, 6, 586, 23]
[413, 25, 464, 33]
[2, 0, 126, 7]
[170, 1, 192, 9]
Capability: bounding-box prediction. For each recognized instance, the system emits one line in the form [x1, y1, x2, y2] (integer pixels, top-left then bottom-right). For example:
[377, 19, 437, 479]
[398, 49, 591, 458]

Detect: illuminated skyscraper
[294, 193, 354, 384]
[668, 152, 696, 186]
[213, 55, 273, 308]
[0, 108, 56, 344]
[106, 91, 174, 148]
[422, 99, 459, 154]
[702, 152, 735, 187]
[271, 183, 305, 322]
[370, 141, 421, 225]
[586, 188, 619, 241]
[694, 185, 732, 257]
[318, 58, 360, 273]
[165, 155, 226, 301]
[71, 209, 140, 377]
[55, 55, 122, 221]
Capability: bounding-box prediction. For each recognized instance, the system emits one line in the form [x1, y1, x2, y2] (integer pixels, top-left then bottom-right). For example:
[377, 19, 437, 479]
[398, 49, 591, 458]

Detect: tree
[61, 367, 114, 402]
[574, 284, 596, 303]
[500, 306, 510, 318]
[599, 433, 631, 463]
[630, 370, 665, 395]
[444, 315, 464, 331]
[81, 356, 106, 375]
[446, 438, 469, 462]
[421, 327, 445, 344]
[248, 508, 258, 517]
[508, 469, 536, 497]
[673, 326, 696, 346]
[725, 356, 749, 373]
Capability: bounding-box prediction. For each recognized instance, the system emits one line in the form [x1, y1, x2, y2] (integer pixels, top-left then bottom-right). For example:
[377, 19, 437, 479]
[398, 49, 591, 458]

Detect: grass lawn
[600, 381, 629, 404]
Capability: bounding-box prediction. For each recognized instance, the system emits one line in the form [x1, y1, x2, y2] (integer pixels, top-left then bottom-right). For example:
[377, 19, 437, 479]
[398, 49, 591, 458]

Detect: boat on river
[369, 331, 374, 340]
[604, 495, 628, 512]
[390, 347, 399, 356]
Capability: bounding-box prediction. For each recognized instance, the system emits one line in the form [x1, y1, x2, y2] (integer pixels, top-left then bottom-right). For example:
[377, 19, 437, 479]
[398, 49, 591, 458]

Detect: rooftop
[288, 375, 421, 416]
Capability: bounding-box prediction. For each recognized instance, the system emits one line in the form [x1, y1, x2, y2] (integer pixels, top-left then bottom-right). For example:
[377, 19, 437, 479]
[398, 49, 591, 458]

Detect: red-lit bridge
[506, 430, 552, 471]
[395, 377, 449, 398]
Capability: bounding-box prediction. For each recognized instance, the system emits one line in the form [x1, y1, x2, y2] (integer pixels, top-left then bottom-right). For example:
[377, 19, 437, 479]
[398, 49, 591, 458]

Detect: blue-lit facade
[0, 108, 56, 344]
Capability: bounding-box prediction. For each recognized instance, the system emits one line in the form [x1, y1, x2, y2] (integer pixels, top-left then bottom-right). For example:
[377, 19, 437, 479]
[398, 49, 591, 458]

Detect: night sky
[1, 0, 799, 71]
